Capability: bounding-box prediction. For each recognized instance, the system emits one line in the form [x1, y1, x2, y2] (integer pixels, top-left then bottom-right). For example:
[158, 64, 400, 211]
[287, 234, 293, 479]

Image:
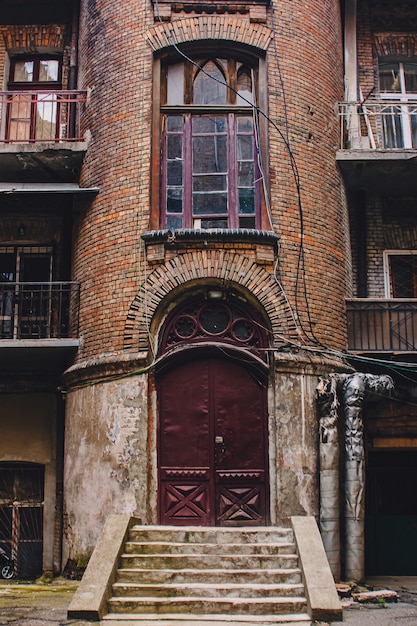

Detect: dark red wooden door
[158, 356, 268, 526]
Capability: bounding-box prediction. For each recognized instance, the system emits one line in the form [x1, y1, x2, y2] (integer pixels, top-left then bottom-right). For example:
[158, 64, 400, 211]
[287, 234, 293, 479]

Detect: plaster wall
[0, 394, 57, 573]
[64, 358, 323, 558]
[63, 374, 148, 564]
[271, 367, 320, 525]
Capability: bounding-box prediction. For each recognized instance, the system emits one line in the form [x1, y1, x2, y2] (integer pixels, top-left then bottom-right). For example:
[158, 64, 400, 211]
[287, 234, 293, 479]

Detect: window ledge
[143, 228, 278, 244]
[142, 229, 278, 264]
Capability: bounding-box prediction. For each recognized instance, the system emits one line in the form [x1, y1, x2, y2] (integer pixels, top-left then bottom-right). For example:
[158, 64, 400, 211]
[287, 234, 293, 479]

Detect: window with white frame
[378, 60, 417, 149]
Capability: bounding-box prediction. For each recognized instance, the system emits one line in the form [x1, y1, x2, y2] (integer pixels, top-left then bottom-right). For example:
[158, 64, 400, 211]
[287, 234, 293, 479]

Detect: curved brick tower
[60, 0, 348, 562]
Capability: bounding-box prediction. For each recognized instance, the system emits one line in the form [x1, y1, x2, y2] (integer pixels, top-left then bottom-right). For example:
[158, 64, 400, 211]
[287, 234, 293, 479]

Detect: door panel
[158, 356, 268, 526]
[159, 360, 211, 525]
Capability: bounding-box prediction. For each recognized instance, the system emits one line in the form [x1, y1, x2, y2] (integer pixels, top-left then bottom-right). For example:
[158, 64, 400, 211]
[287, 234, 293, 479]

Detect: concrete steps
[102, 525, 310, 624]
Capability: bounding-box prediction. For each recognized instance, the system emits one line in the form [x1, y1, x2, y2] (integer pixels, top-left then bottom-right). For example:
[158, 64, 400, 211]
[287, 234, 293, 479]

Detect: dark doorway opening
[365, 450, 417, 575]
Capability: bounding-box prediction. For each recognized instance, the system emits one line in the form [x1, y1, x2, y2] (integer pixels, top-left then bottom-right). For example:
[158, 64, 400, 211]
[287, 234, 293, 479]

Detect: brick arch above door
[123, 248, 298, 352]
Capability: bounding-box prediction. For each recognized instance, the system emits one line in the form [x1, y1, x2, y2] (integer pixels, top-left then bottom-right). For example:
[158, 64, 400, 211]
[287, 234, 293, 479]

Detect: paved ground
[0, 577, 417, 625]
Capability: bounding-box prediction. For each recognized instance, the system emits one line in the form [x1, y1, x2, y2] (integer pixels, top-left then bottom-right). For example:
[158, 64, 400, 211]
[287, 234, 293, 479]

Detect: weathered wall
[0, 394, 58, 573]
[63, 374, 148, 563]
[270, 360, 324, 525]
[64, 0, 350, 556]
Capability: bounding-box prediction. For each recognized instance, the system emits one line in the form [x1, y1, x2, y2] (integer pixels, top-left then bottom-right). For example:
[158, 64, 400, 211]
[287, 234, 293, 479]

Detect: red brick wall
[73, 0, 349, 363]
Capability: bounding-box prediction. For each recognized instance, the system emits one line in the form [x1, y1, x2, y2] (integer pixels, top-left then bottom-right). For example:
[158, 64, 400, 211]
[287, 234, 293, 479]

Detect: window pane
[238, 161, 254, 186]
[239, 216, 256, 228]
[167, 63, 184, 105]
[193, 116, 226, 134]
[193, 136, 227, 174]
[167, 160, 183, 186]
[381, 105, 403, 148]
[238, 188, 255, 214]
[404, 63, 417, 93]
[237, 68, 253, 105]
[237, 134, 254, 160]
[193, 61, 227, 104]
[167, 188, 183, 213]
[193, 192, 228, 215]
[389, 255, 417, 297]
[167, 134, 182, 159]
[13, 61, 33, 82]
[379, 62, 401, 92]
[167, 215, 183, 229]
[7, 94, 32, 142]
[35, 94, 57, 140]
[193, 174, 227, 192]
[237, 116, 253, 133]
[199, 219, 227, 228]
[38, 60, 59, 82]
[167, 116, 183, 132]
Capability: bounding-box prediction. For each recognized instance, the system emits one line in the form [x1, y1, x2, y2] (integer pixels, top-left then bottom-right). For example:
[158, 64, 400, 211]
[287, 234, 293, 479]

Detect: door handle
[215, 436, 226, 465]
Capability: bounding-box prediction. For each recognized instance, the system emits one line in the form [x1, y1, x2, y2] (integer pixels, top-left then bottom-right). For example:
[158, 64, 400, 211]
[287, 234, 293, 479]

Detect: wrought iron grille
[347, 299, 417, 352]
[0, 282, 80, 339]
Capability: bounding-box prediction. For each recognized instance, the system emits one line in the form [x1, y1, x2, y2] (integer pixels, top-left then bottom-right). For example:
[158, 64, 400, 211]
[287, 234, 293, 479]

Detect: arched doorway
[156, 293, 270, 526]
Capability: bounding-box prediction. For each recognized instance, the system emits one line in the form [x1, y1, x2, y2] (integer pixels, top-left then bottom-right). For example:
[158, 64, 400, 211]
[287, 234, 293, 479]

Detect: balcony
[0, 282, 80, 341]
[347, 299, 417, 353]
[0, 90, 88, 182]
[337, 101, 417, 195]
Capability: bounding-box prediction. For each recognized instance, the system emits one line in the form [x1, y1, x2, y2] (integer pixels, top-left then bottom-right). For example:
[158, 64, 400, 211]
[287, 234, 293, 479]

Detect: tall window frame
[151, 46, 269, 231]
[378, 59, 417, 149]
[5, 55, 63, 142]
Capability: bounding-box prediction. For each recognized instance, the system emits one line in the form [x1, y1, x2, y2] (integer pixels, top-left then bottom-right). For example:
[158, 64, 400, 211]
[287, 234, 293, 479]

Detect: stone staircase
[102, 525, 311, 624]
[68, 515, 342, 624]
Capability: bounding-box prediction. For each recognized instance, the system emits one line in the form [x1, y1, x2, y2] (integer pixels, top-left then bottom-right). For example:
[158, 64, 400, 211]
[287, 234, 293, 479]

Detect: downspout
[68, 1, 80, 137]
[342, 373, 366, 582]
[344, 0, 362, 147]
[317, 377, 341, 580]
[317, 373, 394, 582]
[356, 190, 368, 298]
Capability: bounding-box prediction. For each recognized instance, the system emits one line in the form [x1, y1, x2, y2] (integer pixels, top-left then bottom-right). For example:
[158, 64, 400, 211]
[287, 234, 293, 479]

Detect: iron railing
[0, 90, 87, 143]
[347, 299, 417, 352]
[339, 100, 417, 150]
[0, 282, 80, 340]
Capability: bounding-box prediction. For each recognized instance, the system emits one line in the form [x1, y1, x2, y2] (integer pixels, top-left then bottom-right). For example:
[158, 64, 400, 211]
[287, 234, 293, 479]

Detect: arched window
[160, 55, 265, 230]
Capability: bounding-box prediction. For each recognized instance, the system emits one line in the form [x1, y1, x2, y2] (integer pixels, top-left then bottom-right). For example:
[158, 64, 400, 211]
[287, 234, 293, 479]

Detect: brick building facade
[0, 0, 416, 582]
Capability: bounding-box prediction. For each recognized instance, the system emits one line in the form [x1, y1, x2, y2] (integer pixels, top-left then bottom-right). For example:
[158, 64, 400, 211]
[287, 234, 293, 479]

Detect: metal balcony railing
[347, 299, 417, 352]
[339, 100, 417, 150]
[0, 282, 80, 340]
[0, 90, 87, 143]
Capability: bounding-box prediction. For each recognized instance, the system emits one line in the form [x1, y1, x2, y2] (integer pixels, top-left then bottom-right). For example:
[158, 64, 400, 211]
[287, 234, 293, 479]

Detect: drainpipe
[68, 1, 79, 138]
[356, 190, 368, 298]
[344, 0, 362, 147]
[317, 376, 341, 581]
[317, 373, 394, 582]
[342, 373, 366, 582]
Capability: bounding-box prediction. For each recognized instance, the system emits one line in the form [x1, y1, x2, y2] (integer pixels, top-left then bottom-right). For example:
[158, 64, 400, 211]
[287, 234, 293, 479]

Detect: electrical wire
[154, 0, 318, 344]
